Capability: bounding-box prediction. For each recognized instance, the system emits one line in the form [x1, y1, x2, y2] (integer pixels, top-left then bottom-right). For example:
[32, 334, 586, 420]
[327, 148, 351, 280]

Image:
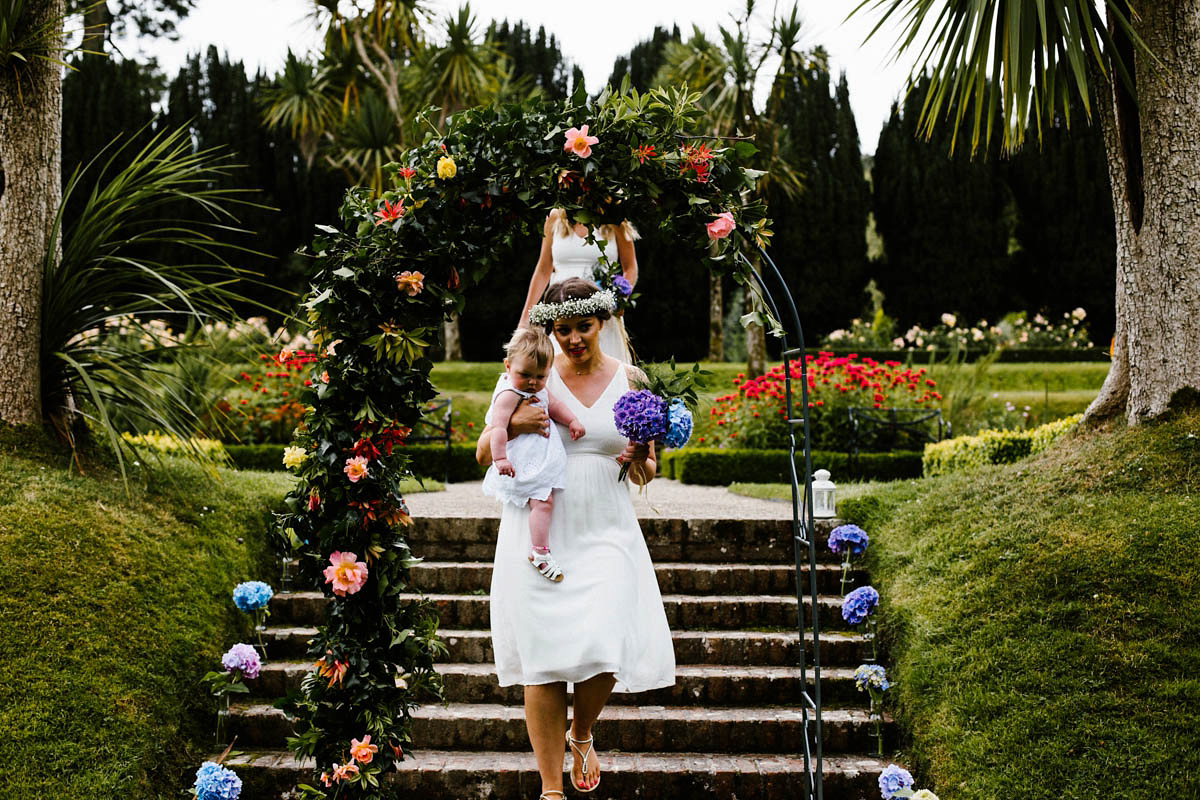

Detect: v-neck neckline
[555, 360, 622, 410]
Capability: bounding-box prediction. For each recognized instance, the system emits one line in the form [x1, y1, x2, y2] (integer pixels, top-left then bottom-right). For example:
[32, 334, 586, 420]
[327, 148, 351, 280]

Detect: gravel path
[405, 478, 793, 520]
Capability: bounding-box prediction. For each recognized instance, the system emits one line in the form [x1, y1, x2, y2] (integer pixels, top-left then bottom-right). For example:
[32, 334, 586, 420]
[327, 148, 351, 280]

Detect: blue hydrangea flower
[828, 524, 869, 556]
[613, 389, 668, 443]
[663, 399, 693, 449]
[612, 275, 633, 297]
[232, 581, 273, 612]
[854, 664, 890, 692]
[878, 764, 914, 799]
[221, 643, 261, 680]
[194, 761, 242, 800]
[841, 585, 880, 625]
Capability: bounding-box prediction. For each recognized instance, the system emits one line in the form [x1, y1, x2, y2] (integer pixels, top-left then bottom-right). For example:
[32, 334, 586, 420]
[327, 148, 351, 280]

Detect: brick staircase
[222, 516, 894, 798]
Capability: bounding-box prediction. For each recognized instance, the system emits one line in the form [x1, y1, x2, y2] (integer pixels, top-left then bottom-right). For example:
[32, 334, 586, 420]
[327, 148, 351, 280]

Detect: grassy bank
[0, 429, 290, 799]
[842, 409, 1200, 798]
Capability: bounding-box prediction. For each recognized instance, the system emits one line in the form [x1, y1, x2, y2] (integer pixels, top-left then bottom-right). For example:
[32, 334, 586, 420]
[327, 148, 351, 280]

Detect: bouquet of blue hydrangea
[193, 761, 242, 800]
[612, 361, 705, 481]
[855, 663, 890, 755]
[232, 580, 273, 653]
[878, 764, 914, 799]
[828, 524, 869, 594]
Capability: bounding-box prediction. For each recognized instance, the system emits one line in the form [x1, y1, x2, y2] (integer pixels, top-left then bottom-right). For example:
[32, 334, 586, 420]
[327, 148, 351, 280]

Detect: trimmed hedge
[661, 447, 924, 485]
[225, 442, 485, 482]
[809, 347, 1109, 363]
[922, 413, 1082, 475]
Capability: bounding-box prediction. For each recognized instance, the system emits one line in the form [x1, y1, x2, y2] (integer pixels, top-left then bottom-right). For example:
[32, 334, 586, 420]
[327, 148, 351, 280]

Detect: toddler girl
[481, 327, 585, 581]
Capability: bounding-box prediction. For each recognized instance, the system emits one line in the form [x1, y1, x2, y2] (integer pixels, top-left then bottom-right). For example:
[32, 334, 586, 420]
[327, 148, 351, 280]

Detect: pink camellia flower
[351, 735, 379, 764]
[324, 551, 369, 596]
[344, 455, 369, 482]
[395, 270, 425, 296]
[706, 211, 736, 240]
[374, 198, 404, 226]
[563, 124, 599, 158]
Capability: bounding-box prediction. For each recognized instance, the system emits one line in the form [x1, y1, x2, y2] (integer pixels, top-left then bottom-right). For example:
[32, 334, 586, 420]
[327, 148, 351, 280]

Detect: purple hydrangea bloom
[878, 764, 913, 799]
[613, 389, 668, 443]
[232, 581, 273, 612]
[841, 585, 880, 625]
[194, 761, 242, 800]
[828, 524, 870, 556]
[663, 399, 693, 449]
[221, 643, 261, 680]
[611, 275, 633, 296]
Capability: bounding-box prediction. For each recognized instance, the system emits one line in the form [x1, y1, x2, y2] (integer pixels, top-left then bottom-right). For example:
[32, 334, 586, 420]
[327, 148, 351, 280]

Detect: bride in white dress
[518, 208, 638, 363]
[479, 279, 673, 800]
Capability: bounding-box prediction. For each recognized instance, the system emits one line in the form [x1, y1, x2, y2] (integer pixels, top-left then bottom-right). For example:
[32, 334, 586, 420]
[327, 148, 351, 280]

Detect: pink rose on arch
[324, 551, 369, 596]
[563, 124, 599, 158]
[344, 455, 369, 482]
[706, 212, 736, 240]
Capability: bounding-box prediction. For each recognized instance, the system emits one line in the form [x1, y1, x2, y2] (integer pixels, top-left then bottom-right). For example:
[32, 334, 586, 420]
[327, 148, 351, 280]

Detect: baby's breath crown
[528, 289, 617, 327]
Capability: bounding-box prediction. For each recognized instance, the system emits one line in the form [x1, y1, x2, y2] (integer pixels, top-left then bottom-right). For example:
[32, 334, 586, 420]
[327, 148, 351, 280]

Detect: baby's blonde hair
[504, 326, 555, 368]
[548, 207, 639, 244]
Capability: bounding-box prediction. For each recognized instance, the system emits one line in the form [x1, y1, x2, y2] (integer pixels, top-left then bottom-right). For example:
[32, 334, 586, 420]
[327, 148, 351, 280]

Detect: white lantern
[812, 469, 837, 518]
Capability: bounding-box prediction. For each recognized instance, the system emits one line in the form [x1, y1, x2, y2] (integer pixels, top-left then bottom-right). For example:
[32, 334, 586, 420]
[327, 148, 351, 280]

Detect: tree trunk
[82, 1, 111, 56]
[707, 271, 723, 362]
[1087, 0, 1200, 424]
[745, 288, 766, 379]
[0, 0, 63, 425]
[442, 313, 463, 361]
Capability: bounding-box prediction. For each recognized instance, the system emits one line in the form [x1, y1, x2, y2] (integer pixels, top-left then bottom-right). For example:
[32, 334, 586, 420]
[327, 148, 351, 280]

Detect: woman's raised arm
[518, 214, 558, 328]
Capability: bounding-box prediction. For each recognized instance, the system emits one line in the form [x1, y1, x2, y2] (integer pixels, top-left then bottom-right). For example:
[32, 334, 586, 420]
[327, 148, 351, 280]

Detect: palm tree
[260, 50, 338, 170]
[654, 2, 805, 375]
[408, 5, 502, 128]
[329, 89, 407, 194]
[851, 0, 1199, 425]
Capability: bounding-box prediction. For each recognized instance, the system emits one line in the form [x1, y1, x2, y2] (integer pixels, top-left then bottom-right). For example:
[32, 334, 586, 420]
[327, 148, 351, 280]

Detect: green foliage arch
[273, 86, 769, 797]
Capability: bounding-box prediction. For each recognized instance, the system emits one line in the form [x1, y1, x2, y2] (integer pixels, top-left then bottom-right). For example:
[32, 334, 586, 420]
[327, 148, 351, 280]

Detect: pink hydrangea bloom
[344, 455, 369, 482]
[563, 125, 599, 158]
[324, 551, 369, 596]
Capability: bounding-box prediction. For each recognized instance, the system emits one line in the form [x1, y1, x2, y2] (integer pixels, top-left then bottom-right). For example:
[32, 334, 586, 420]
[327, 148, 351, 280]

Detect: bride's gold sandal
[566, 730, 600, 793]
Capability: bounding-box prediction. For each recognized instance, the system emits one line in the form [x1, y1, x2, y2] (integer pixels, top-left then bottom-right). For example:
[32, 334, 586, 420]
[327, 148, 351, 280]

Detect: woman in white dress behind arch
[518, 208, 639, 363]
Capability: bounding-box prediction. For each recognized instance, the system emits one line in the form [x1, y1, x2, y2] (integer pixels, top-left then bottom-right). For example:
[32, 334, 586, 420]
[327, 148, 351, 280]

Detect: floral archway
[273, 86, 771, 798]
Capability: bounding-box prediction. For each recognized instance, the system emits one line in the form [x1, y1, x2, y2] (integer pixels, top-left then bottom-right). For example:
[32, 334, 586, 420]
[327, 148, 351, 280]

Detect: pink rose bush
[563, 124, 599, 158]
[324, 551, 369, 596]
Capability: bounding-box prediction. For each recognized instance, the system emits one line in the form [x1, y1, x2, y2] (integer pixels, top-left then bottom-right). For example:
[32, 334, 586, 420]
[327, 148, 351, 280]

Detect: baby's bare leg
[528, 495, 554, 551]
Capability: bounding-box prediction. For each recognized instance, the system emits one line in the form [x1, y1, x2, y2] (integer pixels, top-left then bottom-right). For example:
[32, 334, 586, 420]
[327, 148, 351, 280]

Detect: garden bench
[409, 398, 454, 484]
[847, 407, 949, 479]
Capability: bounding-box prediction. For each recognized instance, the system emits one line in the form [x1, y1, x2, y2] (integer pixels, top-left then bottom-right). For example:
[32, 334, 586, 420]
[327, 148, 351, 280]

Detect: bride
[518, 208, 639, 363]
[479, 278, 674, 800]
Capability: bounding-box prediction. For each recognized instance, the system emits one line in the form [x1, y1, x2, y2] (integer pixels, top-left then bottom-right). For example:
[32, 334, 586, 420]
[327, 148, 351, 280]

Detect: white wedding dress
[549, 231, 632, 363]
[489, 364, 675, 691]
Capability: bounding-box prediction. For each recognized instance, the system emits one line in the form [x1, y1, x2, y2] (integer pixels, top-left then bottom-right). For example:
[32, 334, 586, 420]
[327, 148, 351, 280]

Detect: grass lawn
[0, 428, 289, 799]
[842, 408, 1200, 799]
[729, 480, 890, 504]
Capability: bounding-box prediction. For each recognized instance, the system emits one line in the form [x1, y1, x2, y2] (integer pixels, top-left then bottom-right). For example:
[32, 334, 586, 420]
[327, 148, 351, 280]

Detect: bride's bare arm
[518, 215, 557, 327]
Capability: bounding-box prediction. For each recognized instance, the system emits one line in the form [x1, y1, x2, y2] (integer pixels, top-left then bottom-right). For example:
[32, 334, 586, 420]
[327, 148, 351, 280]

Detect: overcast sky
[120, 0, 919, 153]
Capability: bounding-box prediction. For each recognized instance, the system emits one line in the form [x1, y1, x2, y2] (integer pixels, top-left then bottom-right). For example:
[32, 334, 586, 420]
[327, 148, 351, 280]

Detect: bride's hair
[503, 326, 555, 368]
[548, 207, 640, 243]
[541, 278, 613, 323]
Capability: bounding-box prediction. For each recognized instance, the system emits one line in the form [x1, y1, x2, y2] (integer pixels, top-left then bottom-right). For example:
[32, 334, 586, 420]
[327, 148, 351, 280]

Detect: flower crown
[528, 289, 617, 327]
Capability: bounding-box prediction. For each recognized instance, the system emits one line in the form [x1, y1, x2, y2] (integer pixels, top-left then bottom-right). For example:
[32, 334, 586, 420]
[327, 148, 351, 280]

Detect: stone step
[261, 626, 869, 666]
[410, 560, 867, 596]
[397, 517, 844, 564]
[252, 662, 864, 705]
[229, 701, 895, 754]
[221, 748, 892, 800]
[268, 591, 852, 632]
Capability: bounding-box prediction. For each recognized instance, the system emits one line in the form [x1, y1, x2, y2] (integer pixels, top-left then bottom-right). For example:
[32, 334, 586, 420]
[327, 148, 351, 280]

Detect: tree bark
[745, 288, 766, 379]
[82, 1, 111, 56]
[1087, 0, 1200, 424]
[707, 270, 723, 362]
[442, 313, 463, 361]
[0, 0, 63, 425]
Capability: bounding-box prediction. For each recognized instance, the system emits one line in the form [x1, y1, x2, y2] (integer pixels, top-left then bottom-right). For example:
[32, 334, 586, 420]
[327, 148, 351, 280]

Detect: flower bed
[696, 353, 941, 452]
